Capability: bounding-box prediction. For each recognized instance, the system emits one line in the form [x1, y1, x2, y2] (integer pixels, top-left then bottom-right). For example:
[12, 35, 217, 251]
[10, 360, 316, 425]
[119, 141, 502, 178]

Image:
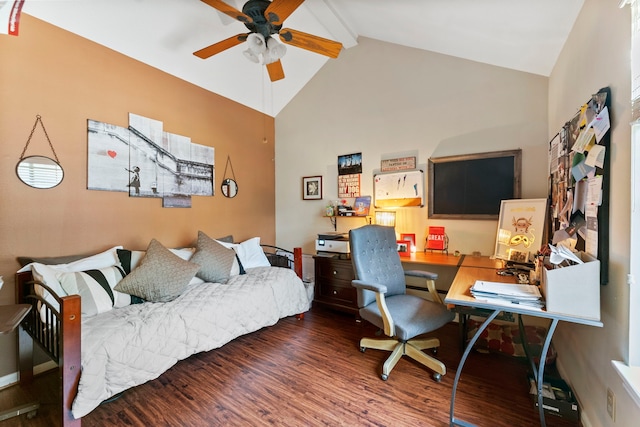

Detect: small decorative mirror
[221, 156, 238, 198]
[17, 115, 64, 189]
[16, 155, 64, 189]
[221, 178, 238, 198]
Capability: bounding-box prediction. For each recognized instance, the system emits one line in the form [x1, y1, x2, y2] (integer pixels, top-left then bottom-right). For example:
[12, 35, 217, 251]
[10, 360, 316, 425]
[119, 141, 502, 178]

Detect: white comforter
[72, 267, 310, 419]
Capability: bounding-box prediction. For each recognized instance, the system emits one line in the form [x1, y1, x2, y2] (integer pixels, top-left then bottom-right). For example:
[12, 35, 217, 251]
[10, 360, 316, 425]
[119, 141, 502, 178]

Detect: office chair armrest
[353, 280, 394, 336]
[352, 279, 388, 294]
[404, 270, 444, 305]
[404, 270, 438, 280]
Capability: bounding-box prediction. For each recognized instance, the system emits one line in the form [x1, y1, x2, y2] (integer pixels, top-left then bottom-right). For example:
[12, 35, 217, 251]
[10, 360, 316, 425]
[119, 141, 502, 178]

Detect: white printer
[315, 232, 350, 254]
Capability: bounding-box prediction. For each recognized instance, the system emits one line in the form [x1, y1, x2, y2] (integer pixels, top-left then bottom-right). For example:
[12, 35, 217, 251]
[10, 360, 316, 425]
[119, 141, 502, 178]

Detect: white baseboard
[0, 360, 57, 389]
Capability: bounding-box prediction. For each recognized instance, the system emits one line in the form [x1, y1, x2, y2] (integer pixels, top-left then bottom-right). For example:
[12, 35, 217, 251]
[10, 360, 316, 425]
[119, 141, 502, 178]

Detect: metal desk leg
[518, 314, 538, 382]
[450, 309, 501, 427]
[459, 313, 468, 352]
[534, 318, 558, 427]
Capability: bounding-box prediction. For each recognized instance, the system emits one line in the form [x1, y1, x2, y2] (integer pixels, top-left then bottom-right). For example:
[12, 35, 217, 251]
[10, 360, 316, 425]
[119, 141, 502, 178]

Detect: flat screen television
[428, 149, 522, 219]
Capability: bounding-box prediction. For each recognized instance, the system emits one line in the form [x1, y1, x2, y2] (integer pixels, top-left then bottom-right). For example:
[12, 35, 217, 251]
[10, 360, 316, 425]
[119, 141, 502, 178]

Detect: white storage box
[540, 252, 600, 320]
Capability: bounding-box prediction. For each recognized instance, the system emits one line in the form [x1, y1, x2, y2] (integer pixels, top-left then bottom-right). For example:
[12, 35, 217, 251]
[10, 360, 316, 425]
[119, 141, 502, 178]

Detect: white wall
[276, 37, 549, 258]
[549, 1, 638, 426]
[277, 1, 640, 423]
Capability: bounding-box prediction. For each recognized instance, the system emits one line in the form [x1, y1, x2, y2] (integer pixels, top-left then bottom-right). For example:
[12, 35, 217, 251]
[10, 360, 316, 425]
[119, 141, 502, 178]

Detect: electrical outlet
[607, 387, 616, 421]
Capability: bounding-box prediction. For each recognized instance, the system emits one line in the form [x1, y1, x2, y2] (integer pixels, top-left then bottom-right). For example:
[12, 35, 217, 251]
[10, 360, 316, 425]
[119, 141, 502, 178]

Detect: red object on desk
[426, 226, 446, 250]
[397, 240, 410, 257]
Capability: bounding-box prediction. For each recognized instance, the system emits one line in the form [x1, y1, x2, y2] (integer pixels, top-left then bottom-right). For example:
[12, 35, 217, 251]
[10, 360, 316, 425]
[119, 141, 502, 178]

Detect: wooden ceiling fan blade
[201, 0, 253, 24]
[193, 33, 248, 59]
[264, 0, 305, 26]
[266, 60, 285, 81]
[279, 28, 342, 58]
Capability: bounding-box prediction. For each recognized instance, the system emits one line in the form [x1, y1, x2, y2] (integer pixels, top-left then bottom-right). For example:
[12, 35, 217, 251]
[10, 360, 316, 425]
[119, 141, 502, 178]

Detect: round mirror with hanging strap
[221, 155, 238, 198]
[16, 115, 64, 189]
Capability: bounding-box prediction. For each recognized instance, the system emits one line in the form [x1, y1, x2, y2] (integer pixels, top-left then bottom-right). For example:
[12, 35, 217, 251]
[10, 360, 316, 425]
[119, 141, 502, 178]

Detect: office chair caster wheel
[27, 410, 37, 419]
[432, 348, 438, 355]
[360, 347, 366, 352]
[381, 373, 388, 381]
[432, 373, 442, 382]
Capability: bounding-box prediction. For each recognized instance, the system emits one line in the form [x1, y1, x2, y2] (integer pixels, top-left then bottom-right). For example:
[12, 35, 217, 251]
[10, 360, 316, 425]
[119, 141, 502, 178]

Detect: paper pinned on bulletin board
[585, 145, 606, 168]
[592, 106, 611, 143]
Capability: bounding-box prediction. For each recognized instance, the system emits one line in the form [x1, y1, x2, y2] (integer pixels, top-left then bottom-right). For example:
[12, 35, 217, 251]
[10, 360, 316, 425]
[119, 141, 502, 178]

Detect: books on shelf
[471, 280, 545, 309]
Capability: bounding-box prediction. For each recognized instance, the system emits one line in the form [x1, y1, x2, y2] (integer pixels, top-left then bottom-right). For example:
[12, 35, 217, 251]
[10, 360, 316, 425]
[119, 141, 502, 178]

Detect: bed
[15, 234, 310, 426]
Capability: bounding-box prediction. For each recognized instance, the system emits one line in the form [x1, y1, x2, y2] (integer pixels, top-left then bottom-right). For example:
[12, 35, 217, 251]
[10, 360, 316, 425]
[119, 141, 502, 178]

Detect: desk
[449, 266, 515, 351]
[403, 251, 462, 267]
[0, 304, 40, 422]
[460, 255, 505, 269]
[445, 267, 603, 427]
[401, 252, 462, 299]
[314, 252, 464, 315]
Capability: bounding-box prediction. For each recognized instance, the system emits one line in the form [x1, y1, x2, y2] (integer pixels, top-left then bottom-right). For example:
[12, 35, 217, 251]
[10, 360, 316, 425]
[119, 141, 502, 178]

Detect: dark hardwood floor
[1, 306, 580, 427]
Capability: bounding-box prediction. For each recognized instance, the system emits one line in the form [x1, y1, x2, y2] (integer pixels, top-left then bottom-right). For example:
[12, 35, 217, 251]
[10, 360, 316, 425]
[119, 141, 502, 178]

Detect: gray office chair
[349, 225, 455, 381]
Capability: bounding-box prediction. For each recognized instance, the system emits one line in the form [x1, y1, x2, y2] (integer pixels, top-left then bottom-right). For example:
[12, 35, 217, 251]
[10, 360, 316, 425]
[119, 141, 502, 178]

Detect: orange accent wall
[0, 16, 276, 303]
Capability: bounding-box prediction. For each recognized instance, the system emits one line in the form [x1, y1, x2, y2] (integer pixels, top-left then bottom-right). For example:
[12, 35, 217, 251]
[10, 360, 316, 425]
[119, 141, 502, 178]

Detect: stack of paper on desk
[471, 280, 545, 309]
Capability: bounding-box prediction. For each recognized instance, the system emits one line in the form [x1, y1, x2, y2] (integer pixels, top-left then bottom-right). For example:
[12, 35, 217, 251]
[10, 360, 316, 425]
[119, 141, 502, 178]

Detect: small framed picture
[302, 176, 322, 200]
[400, 233, 416, 252]
[508, 248, 530, 263]
[397, 240, 410, 257]
[493, 198, 547, 261]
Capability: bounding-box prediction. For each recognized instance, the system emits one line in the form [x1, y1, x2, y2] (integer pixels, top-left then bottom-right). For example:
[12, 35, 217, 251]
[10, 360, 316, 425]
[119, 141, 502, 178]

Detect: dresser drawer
[314, 256, 358, 315]
[316, 259, 354, 281]
[318, 279, 356, 303]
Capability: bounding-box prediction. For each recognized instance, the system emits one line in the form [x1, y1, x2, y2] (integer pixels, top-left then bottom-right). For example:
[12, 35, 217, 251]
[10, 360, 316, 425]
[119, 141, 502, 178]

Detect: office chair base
[360, 336, 446, 381]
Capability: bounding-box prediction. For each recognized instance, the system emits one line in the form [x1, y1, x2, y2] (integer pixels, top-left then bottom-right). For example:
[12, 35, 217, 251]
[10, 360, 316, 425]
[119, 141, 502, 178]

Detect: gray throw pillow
[216, 234, 234, 243]
[115, 239, 199, 302]
[191, 231, 236, 283]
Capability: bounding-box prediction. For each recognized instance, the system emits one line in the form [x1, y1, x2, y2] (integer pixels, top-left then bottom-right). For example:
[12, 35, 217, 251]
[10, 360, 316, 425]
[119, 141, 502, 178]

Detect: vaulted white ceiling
[22, 0, 584, 116]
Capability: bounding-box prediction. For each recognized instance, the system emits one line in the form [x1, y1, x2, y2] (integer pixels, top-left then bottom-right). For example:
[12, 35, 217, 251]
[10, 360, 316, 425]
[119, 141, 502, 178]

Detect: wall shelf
[323, 215, 370, 231]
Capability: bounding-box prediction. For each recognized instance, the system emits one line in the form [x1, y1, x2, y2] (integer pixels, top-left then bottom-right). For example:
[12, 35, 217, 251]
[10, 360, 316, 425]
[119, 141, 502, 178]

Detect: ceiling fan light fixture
[196, 0, 343, 81]
[263, 36, 287, 64]
[243, 48, 260, 63]
[247, 32, 267, 54]
[267, 37, 287, 61]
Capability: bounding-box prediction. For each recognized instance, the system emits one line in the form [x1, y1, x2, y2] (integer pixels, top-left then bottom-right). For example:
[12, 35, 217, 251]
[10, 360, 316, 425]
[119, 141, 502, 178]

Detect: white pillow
[216, 237, 271, 269]
[56, 265, 129, 316]
[19, 246, 123, 319]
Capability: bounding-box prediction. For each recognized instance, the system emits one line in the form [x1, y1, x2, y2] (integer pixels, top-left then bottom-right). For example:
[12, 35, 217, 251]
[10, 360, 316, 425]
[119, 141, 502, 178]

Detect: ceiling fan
[194, 0, 343, 82]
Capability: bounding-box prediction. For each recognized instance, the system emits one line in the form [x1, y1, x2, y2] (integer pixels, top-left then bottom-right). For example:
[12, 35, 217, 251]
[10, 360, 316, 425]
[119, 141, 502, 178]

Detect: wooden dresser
[313, 255, 358, 315]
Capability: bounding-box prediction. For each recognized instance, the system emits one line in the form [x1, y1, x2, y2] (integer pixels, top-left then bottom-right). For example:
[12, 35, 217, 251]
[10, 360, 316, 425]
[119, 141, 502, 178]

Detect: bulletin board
[547, 87, 610, 285]
[374, 169, 425, 208]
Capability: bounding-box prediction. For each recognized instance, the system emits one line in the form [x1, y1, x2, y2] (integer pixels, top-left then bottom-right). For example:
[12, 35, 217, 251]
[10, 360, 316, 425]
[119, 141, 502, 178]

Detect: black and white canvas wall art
[87, 114, 214, 208]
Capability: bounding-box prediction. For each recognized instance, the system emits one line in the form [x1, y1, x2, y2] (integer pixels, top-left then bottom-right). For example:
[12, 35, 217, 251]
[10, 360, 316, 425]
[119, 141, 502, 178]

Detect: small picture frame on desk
[508, 248, 529, 263]
[397, 241, 410, 257]
[493, 198, 547, 261]
[400, 233, 416, 252]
